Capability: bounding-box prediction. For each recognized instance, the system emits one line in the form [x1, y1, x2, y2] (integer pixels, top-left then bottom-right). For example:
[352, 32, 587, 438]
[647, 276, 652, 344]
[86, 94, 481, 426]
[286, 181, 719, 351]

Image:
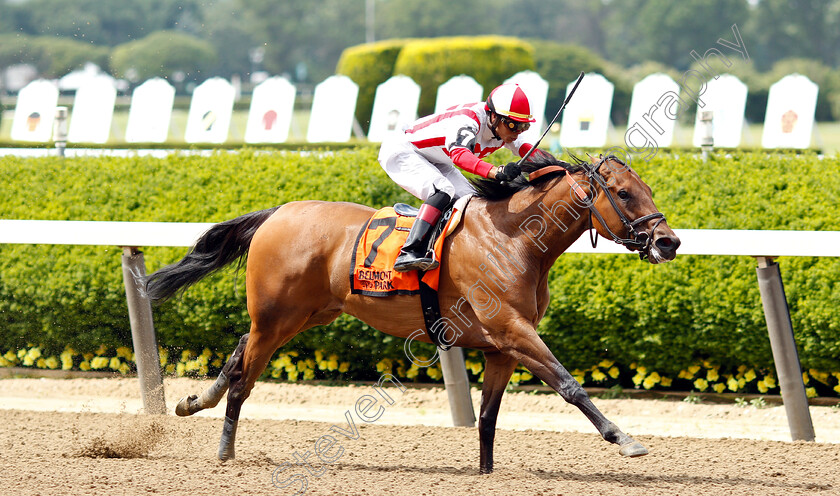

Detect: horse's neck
[478, 179, 591, 271]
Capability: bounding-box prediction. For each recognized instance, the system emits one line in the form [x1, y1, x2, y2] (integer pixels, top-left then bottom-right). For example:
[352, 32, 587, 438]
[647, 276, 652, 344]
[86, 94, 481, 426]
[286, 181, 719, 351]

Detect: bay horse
[145, 152, 680, 474]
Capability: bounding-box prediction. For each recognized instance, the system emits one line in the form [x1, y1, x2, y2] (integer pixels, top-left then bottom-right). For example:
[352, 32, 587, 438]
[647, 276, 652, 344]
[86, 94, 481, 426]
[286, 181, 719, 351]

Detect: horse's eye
[618, 190, 630, 200]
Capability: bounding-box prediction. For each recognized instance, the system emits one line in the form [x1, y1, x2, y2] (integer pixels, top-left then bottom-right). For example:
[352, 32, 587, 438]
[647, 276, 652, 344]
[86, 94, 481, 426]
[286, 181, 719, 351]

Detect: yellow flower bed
[2, 344, 839, 398]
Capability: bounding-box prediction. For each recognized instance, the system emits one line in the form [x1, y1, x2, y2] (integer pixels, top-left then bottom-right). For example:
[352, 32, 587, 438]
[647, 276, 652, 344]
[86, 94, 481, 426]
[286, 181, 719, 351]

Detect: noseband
[532, 157, 666, 258]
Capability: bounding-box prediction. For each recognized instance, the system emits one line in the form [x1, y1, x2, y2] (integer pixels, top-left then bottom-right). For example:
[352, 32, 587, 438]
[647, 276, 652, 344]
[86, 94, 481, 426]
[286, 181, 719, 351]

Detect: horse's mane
[470, 151, 587, 201]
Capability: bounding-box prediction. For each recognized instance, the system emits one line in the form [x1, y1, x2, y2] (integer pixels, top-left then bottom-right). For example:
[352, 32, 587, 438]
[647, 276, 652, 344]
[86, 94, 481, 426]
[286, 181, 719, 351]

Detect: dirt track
[1, 377, 839, 495]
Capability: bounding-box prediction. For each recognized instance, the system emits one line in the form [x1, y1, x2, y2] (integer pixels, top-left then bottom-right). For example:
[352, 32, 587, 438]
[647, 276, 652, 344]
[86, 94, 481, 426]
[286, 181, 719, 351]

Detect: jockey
[378, 82, 549, 272]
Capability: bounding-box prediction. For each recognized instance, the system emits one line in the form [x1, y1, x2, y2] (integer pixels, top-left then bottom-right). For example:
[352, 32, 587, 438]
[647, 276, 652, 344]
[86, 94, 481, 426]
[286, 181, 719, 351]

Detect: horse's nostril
[655, 236, 680, 252]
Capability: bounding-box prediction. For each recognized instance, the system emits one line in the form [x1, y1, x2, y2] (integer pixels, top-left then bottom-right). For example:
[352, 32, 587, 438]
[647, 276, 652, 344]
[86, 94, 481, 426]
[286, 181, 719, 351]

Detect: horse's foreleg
[548, 361, 648, 456]
[176, 334, 249, 417]
[504, 324, 648, 458]
[478, 352, 518, 475]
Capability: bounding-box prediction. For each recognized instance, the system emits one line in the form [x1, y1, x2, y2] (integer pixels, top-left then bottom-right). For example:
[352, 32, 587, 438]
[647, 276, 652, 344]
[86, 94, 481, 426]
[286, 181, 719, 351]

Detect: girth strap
[418, 279, 451, 351]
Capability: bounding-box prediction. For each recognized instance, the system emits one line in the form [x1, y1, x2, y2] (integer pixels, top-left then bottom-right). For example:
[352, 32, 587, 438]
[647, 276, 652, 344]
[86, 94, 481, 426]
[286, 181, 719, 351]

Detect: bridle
[530, 156, 666, 259]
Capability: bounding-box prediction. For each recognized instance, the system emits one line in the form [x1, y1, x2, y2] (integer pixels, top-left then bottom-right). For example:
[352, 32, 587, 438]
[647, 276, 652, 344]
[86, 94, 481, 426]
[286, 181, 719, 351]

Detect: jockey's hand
[495, 162, 521, 182]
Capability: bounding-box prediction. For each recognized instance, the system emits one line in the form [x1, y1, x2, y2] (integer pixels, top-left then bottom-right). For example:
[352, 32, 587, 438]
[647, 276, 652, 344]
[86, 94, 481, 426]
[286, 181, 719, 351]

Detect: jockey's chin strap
[487, 113, 502, 141]
[530, 160, 666, 259]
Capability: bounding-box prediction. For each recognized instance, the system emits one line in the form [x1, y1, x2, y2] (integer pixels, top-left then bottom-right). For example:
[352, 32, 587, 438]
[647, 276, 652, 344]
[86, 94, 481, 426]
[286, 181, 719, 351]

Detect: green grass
[603, 122, 840, 155]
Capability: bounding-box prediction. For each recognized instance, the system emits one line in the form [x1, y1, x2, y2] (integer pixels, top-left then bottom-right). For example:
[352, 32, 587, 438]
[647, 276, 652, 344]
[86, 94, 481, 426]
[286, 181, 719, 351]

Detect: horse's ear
[589, 154, 598, 164]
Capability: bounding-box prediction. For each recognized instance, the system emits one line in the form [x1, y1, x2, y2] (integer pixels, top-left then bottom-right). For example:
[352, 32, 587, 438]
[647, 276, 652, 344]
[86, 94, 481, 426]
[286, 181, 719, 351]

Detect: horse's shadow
[334, 461, 474, 477]
[525, 469, 830, 491]
[333, 461, 831, 491]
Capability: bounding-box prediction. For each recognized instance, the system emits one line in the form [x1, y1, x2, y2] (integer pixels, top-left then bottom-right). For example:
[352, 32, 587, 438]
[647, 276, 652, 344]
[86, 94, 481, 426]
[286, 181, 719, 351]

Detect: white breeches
[378, 135, 476, 201]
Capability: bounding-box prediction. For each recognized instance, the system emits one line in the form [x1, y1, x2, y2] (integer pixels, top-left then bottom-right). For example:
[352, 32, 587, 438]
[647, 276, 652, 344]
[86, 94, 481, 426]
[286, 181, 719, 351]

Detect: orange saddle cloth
[349, 199, 467, 297]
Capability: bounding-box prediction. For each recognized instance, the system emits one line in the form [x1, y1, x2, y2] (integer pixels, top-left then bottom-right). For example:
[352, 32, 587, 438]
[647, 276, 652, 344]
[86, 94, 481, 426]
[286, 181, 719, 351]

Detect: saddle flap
[350, 196, 472, 297]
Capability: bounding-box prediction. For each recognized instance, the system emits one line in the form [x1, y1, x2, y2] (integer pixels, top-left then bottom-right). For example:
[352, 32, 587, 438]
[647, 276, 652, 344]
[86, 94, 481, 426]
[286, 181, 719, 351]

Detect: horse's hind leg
[478, 352, 518, 474]
[175, 334, 249, 417]
[217, 314, 308, 461]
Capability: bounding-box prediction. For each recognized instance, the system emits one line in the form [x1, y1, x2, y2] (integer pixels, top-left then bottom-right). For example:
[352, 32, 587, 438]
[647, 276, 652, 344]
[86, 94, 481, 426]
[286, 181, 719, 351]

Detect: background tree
[498, 0, 608, 57]
[201, 0, 259, 79]
[743, 0, 840, 70]
[2, 0, 838, 85]
[8, 0, 204, 46]
[236, 0, 367, 83]
[394, 37, 535, 117]
[603, 0, 750, 69]
[110, 31, 217, 82]
[375, 0, 501, 39]
[0, 1, 26, 34]
[0, 34, 109, 77]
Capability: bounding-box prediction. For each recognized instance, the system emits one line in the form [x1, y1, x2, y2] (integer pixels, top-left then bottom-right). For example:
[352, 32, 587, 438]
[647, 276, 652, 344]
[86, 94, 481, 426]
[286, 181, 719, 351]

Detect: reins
[528, 158, 666, 259]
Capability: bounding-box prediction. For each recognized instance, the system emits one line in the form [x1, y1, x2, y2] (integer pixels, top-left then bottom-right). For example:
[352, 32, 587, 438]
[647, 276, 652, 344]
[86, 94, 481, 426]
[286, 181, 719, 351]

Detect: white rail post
[121, 246, 167, 414]
[439, 347, 476, 427]
[755, 256, 815, 441]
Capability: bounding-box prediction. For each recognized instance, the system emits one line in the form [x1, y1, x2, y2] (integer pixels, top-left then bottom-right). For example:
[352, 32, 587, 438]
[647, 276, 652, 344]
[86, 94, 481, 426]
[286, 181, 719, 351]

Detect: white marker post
[53, 107, 68, 157]
[699, 110, 714, 160]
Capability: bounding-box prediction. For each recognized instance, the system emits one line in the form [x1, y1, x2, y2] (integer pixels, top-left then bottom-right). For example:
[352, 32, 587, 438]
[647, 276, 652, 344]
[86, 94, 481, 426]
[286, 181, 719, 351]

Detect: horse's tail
[145, 206, 281, 302]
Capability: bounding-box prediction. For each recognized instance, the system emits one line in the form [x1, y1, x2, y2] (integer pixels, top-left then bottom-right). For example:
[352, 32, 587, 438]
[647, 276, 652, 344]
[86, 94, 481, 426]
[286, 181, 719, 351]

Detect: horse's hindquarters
[245, 201, 375, 329]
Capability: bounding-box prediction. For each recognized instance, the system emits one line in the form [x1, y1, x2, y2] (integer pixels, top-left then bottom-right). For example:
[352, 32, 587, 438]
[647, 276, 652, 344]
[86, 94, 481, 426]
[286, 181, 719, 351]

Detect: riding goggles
[500, 116, 530, 133]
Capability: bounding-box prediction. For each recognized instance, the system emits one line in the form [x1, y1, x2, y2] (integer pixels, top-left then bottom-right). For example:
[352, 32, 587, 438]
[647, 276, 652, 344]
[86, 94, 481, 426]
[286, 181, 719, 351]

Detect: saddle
[350, 196, 471, 350]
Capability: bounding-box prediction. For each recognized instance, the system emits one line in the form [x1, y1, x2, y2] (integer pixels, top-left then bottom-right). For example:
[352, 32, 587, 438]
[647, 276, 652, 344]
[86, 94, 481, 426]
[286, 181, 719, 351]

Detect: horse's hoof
[218, 447, 235, 462]
[619, 441, 649, 457]
[218, 416, 238, 462]
[175, 395, 198, 416]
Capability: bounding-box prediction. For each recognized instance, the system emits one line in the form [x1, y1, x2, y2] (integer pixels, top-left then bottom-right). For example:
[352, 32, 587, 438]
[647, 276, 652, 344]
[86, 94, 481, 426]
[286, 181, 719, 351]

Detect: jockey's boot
[394, 190, 451, 272]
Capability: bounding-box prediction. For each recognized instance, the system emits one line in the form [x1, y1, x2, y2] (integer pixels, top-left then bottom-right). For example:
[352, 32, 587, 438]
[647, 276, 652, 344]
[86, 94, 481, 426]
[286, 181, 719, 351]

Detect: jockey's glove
[495, 162, 521, 182]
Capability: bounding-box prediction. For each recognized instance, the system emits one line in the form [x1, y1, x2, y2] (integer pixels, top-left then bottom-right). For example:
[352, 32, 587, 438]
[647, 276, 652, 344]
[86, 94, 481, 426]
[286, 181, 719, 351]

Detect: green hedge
[337, 36, 534, 132]
[0, 149, 414, 371]
[393, 36, 534, 117]
[537, 151, 840, 377]
[1, 149, 839, 394]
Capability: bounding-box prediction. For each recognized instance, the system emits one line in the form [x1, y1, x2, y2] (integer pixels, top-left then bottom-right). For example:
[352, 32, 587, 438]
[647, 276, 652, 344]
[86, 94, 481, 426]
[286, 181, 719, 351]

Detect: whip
[517, 71, 585, 166]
